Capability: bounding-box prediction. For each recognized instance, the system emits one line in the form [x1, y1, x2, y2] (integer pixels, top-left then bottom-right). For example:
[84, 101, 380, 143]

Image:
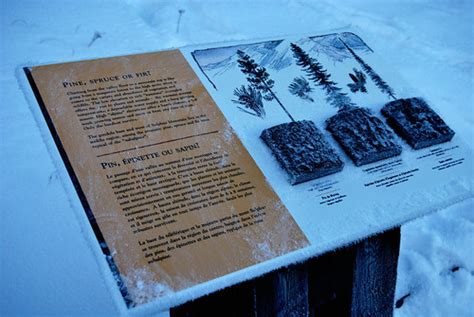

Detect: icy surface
[1, 0, 473, 316]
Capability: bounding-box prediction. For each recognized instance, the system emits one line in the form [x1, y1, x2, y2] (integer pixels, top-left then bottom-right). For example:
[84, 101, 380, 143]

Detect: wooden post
[255, 263, 309, 317]
[170, 280, 256, 317]
[308, 245, 355, 316]
[350, 227, 401, 317]
[170, 227, 401, 317]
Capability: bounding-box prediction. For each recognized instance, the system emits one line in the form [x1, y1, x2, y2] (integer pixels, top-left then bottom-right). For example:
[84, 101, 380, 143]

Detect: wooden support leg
[309, 227, 401, 317]
[350, 227, 401, 317]
[308, 245, 355, 316]
[170, 263, 309, 317]
[254, 263, 309, 317]
[170, 227, 401, 317]
[170, 280, 255, 317]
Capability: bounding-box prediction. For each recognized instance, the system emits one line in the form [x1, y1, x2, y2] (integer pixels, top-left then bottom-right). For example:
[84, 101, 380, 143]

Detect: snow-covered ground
[1, 0, 472, 316]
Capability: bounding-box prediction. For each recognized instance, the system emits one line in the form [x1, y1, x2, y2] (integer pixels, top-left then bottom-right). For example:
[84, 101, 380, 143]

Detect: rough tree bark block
[381, 97, 455, 149]
[326, 107, 402, 166]
[260, 120, 344, 185]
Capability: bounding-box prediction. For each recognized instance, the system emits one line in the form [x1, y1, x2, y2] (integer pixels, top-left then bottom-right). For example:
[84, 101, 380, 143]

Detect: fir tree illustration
[288, 77, 314, 102]
[347, 68, 367, 93]
[232, 85, 265, 118]
[290, 43, 355, 112]
[236, 50, 295, 122]
[339, 38, 396, 100]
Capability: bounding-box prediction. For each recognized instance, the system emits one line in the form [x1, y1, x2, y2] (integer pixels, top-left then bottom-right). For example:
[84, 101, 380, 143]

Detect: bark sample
[326, 108, 402, 166]
[261, 120, 344, 185]
[381, 97, 455, 149]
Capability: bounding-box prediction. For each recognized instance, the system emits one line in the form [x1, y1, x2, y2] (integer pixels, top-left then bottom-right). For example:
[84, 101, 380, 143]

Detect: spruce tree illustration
[236, 50, 295, 122]
[339, 38, 396, 100]
[289, 77, 314, 102]
[348, 68, 367, 93]
[232, 85, 265, 118]
[290, 43, 355, 112]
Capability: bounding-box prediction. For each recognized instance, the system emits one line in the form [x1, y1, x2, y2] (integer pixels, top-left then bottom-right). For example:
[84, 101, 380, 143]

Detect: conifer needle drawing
[288, 77, 314, 102]
[339, 38, 396, 100]
[347, 68, 367, 93]
[337, 37, 455, 149]
[234, 49, 343, 184]
[290, 43, 355, 112]
[236, 50, 295, 121]
[290, 42, 402, 166]
[232, 85, 265, 118]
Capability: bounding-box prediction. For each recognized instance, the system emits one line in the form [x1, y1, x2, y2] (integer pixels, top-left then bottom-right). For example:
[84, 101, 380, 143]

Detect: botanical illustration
[339, 38, 455, 149]
[347, 69, 367, 93]
[234, 49, 295, 122]
[190, 32, 455, 184]
[232, 85, 265, 118]
[339, 38, 396, 100]
[288, 77, 314, 102]
[290, 43, 355, 112]
[234, 49, 343, 184]
[290, 42, 401, 167]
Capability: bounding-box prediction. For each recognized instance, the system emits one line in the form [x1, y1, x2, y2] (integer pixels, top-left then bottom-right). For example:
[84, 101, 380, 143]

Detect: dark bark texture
[381, 97, 455, 149]
[326, 107, 402, 166]
[260, 120, 344, 185]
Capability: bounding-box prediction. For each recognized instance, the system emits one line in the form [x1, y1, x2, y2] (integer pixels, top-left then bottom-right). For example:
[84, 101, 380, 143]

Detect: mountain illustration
[192, 32, 373, 83]
[307, 32, 373, 62]
[198, 40, 292, 77]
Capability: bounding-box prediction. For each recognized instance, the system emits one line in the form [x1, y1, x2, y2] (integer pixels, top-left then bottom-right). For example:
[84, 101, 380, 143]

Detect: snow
[1, 0, 473, 316]
[396, 199, 474, 316]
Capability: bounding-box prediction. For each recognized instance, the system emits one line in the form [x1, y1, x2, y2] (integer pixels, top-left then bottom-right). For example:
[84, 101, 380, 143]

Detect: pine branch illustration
[347, 68, 367, 93]
[236, 50, 295, 121]
[339, 38, 396, 100]
[289, 76, 314, 102]
[236, 106, 261, 117]
[290, 43, 355, 112]
[232, 85, 265, 118]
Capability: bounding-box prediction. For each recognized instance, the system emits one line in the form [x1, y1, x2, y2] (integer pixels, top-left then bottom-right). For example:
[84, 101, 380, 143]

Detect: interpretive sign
[25, 32, 473, 310]
[26, 50, 309, 306]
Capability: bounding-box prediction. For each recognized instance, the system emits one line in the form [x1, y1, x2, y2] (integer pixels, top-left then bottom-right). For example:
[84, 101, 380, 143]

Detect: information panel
[28, 50, 309, 306]
[25, 32, 473, 309]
